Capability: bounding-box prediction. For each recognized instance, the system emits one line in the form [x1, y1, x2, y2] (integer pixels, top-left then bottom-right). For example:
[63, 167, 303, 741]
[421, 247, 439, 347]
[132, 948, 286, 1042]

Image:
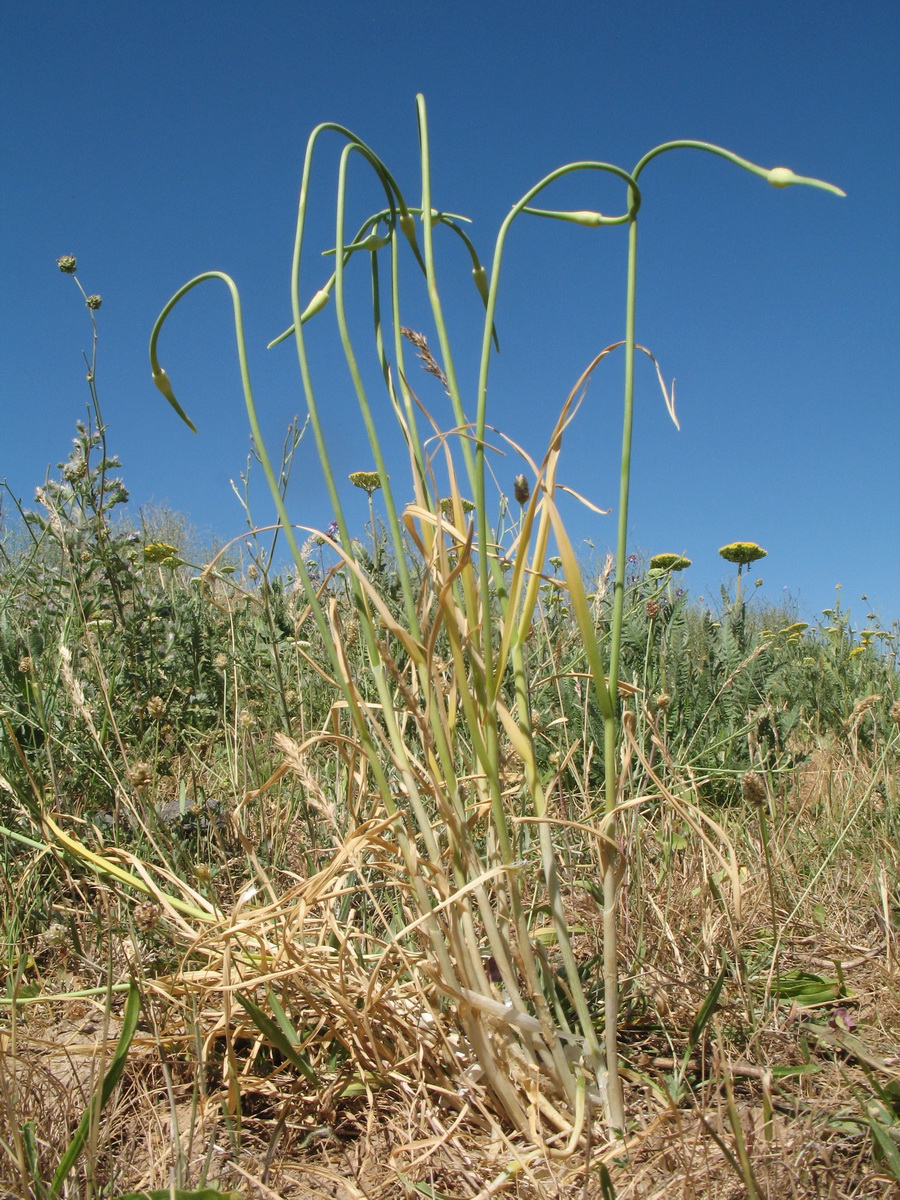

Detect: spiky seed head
[719, 542, 767, 566]
[890, 700, 900, 727]
[42, 922, 69, 949]
[645, 599, 660, 620]
[128, 761, 153, 789]
[56, 255, 77, 273]
[85, 294, 102, 310]
[214, 653, 229, 670]
[742, 770, 768, 807]
[146, 696, 166, 720]
[247, 564, 259, 580]
[649, 553, 691, 572]
[513, 474, 530, 505]
[18, 656, 34, 676]
[133, 901, 162, 933]
[655, 692, 671, 711]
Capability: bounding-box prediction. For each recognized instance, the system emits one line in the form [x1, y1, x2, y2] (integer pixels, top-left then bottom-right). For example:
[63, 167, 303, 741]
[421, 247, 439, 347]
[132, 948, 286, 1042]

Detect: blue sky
[3, 0, 898, 627]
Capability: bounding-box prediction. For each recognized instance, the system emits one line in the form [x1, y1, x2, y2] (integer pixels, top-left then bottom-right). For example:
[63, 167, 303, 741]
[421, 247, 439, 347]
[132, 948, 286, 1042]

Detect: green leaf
[113, 1191, 242, 1200]
[689, 959, 728, 1051]
[769, 1062, 823, 1078]
[751, 969, 845, 1006]
[22, 1121, 43, 1200]
[48, 981, 141, 1199]
[597, 1162, 617, 1200]
[234, 991, 319, 1084]
[867, 1108, 900, 1182]
[531, 923, 588, 945]
[769, 969, 844, 1006]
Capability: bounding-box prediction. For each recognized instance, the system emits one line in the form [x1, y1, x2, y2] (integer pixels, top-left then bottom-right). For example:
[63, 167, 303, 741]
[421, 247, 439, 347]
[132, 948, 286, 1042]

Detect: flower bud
[560, 210, 604, 227]
[152, 367, 175, 401]
[472, 265, 490, 304]
[299, 288, 330, 324]
[352, 231, 391, 252]
[767, 167, 799, 188]
[513, 474, 530, 505]
[399, 212, 418, 247]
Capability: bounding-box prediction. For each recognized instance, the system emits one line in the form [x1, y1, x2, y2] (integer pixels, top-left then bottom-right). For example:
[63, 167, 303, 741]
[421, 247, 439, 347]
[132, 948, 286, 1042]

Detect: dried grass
[3, 742, 898, 1198]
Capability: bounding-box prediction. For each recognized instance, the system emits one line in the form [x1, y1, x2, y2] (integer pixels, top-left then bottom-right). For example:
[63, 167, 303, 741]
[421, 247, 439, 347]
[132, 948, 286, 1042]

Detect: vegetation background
[3, 0, 899, 621]
[1, 3, 898, 1198]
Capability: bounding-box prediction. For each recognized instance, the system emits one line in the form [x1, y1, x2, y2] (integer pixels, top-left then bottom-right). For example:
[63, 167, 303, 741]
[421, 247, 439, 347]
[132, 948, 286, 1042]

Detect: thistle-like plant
[148, 97, 843, 1140]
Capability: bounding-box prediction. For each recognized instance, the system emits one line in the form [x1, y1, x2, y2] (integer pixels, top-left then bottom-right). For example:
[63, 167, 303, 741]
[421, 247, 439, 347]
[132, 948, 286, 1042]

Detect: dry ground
[2, 752, 898, 1200]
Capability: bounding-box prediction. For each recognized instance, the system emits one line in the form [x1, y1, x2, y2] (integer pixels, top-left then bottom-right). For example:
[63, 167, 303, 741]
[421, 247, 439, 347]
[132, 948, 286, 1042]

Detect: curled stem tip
[151, 366, 197, 434]
[767, 165, 846, 196]
[523, 206, 627, 227]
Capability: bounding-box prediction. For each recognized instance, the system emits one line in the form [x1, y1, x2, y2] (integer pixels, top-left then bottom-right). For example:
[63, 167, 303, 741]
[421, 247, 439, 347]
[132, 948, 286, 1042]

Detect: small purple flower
[325, 520, 339, 542]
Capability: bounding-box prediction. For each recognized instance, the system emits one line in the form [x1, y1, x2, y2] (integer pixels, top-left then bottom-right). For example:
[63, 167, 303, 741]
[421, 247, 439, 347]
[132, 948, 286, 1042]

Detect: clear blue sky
[3, 1, 898, 626]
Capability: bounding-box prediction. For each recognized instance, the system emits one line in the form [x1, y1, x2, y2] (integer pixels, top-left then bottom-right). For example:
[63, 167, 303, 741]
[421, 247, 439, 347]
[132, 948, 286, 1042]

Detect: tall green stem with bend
[150, 97, 843, 1140]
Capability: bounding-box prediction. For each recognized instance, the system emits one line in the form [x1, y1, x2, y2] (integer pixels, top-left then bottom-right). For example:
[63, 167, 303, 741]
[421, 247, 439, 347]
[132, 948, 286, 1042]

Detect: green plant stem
[595, 192, 641, 1136]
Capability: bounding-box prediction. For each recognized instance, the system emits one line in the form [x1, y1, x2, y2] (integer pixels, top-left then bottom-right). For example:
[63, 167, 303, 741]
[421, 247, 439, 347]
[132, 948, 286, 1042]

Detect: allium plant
[149, 97, 842, 1140]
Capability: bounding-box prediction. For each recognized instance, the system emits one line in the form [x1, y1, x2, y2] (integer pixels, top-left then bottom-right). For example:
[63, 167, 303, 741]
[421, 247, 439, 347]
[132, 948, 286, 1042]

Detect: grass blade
[47, 980, 141, 1199]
